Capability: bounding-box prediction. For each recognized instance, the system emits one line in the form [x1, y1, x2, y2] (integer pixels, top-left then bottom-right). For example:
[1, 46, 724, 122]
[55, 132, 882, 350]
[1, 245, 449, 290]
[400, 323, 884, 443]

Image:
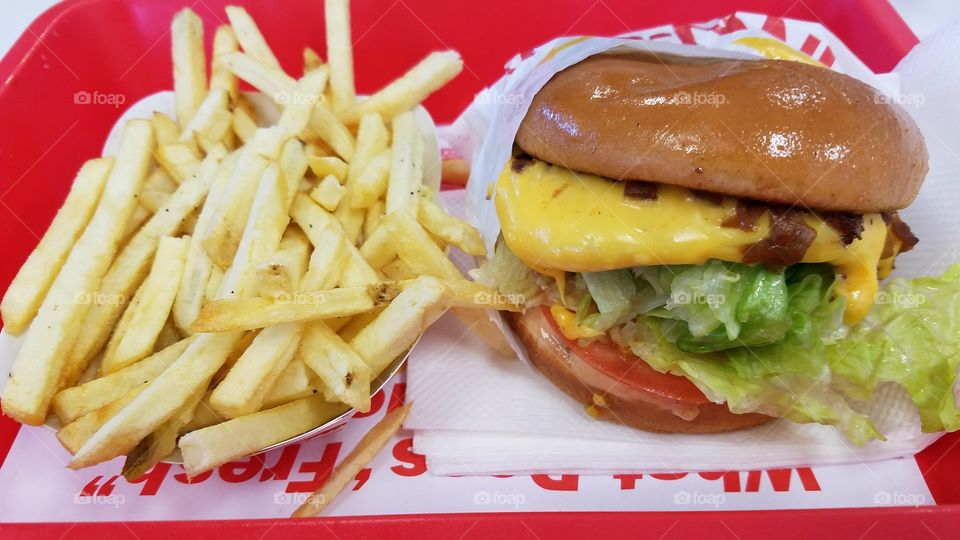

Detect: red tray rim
[3, 0, 957, 533]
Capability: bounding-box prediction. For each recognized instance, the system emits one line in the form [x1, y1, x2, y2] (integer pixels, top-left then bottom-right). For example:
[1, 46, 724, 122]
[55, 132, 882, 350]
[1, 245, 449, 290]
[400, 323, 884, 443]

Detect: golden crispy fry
[222, 51, 297, 101]
[290, 193, 379, 285]
[350, 276, 450, 376]
[263, 358, 318, 409]
[151, 112, 181, 146]
[192, 282, 401, 332]
[210, 25, 239, 101]
[417, 189, 486, 256]
[279, 138, 309, 209]
[385, 112, 422, 215]
[225, 6, 282, 70]
[101, 236, 189, 374]
[51, 337, 193, 425]
[309, 174, 346, 211]
[300, 320, 371, 411]
[307, 156, 348, 181]
[255, 226, 310, 298]
[202, 127, 286, 267]
[172, 150, 239, 332]
[179, 394, 350, 476]
[1, 158, 113, 334]
[349, 150, 391, 209]
[291, 403, 410, 517]
[155, 143, 201, 184]
[338, 51, 462, 124]
[57, 386, 146, 455]
[325, 0, 355, 111]
[1, 120, 154, 425]
[303, 46, 323, 74]
[210, 322, 303, 418]
[307, 100, 356, 161]
[180, 88, 233, 152]
[278, 68, 329, 138]
[172, 8, 208, 129]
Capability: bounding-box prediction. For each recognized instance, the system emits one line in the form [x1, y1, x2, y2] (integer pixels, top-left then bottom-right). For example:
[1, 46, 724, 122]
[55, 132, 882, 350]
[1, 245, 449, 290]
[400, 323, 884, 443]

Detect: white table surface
[0, 0, 958, 63]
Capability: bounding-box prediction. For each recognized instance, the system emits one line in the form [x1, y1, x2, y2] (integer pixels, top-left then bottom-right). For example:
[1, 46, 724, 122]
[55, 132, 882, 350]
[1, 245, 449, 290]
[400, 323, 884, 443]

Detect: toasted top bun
[516, 53, 928, 213]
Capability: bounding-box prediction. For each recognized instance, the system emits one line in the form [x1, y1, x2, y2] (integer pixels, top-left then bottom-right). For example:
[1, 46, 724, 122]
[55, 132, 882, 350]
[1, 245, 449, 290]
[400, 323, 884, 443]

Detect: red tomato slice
[541, 305, 708, 404]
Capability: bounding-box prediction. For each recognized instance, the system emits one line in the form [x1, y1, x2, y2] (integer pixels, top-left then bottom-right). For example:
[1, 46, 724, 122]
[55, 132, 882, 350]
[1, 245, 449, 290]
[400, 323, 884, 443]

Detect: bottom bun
[505, 309, 771, 434]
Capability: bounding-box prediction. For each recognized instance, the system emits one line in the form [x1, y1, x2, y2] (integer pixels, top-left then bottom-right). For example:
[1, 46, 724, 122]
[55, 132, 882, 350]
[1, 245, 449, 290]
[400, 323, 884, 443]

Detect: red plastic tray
[1, 0, 957, 537]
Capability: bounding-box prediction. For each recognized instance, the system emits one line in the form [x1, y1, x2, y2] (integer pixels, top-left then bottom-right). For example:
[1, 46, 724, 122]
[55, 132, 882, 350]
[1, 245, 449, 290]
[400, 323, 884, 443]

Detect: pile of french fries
[0, 0, 517, 488]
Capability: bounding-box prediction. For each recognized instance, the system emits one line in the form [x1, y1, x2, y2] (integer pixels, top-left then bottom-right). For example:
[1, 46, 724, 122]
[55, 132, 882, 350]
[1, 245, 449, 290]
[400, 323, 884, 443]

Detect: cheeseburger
[472, 52, 960, 443]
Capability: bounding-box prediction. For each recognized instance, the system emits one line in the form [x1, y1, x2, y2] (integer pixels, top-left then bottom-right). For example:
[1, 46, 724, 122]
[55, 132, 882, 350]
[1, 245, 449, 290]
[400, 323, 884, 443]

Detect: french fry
[1, 120, 154, 426]
[303, 46, 323, 74]
[349, 150, 391, 209]
[300, 320, 371, 411]
[100, 236, 189, 374]
[179, 394, 350, 476]
[155, 143, 201, 184]
[363, 199, 385, 238]
[338, 51, 463, 124]
[122, 384, 206, 481]
[225, 6, 282, 70]
[143, 168, 178, 194]
[137, 190, 170, 216]
[290, 193, 378, 285]
[391, 211, 462, 279]
[202, 127, 286, 267]
[1, 158, 113, 334]
[222, 51, 297, 102]
[180, 88, 233, 152]
[172, 8, 207, 129]
[306, 101, 356, 161]
[64, 147, 225, 386]
[191, 282, 400, 332]
[300, 228, 350, 291]
[358, 218, 396, 269]
[172, 150, 239, 332]
[279, 138, 309, 209]
[278, 67, 329, 138]
[263, 358, 317, 409]
[151, 112, 182, 146]
[255, 226, 310, 299]
[309, 175, 346, 211]
[336, 113, 388, 240]
[122, 204, 153, 244]
[210, 322, 303, 418]
[350, 276, 450, 377]
[307, 155, 348, 181]
[385, 112, 422, 215]
[291, 403, 410, 517]
[51, 337, 193, 425]
[210, 25, 239, 101]
[335, 306, 382, 342]
[417, 189, 486, 256]
[325, 0, 355, 112]
[57, 386, 145, 455]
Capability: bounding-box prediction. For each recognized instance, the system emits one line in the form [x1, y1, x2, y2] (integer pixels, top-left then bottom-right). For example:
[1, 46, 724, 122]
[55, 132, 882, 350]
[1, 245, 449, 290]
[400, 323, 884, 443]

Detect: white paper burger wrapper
[407, 13, 960, 475]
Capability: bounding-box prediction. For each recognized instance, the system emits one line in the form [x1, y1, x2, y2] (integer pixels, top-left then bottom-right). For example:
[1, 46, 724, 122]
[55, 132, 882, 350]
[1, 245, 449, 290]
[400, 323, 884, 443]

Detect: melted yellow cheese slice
[494, 158, 888, 324]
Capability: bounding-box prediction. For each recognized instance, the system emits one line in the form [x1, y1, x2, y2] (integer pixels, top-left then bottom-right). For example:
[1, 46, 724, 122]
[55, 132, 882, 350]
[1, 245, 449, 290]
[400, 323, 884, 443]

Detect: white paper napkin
[407, 14, 960, 475]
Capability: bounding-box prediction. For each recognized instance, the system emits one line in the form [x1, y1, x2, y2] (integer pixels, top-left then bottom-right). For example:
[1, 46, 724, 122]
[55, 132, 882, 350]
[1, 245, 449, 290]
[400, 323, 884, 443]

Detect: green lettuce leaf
[626, 263, 960, 444]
